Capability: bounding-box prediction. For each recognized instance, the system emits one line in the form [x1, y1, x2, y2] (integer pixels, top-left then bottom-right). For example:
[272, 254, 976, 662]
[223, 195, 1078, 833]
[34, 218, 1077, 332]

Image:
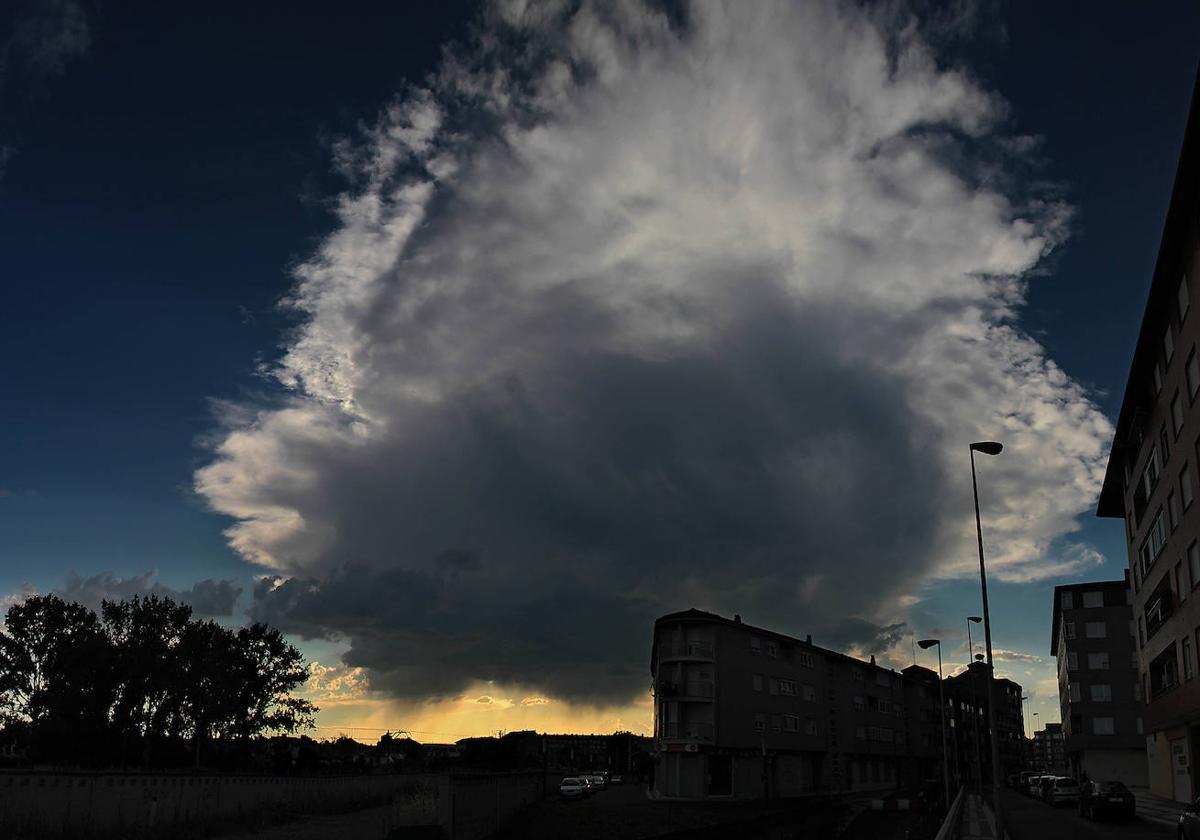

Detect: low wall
[0, 770, 544, 838]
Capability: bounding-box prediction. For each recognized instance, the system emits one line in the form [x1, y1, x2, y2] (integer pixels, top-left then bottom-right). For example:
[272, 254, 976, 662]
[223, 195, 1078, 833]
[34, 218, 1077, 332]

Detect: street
[1001, 789, 1172, 840]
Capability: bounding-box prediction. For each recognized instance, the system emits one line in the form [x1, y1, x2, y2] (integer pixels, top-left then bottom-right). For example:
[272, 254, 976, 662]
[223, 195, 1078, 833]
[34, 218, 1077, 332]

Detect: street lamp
[967, 616, 983, 792]
[970, 440, 1004, 834]
[1032, 712, 1040, 770]
[919, 638, 951, 809]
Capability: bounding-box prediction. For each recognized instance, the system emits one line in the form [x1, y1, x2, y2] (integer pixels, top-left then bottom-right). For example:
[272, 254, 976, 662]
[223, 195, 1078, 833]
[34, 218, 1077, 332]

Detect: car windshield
[1095, 781, 1127, 793]
[561, 778, 579, 785]
[1055, 779, 1077, 788]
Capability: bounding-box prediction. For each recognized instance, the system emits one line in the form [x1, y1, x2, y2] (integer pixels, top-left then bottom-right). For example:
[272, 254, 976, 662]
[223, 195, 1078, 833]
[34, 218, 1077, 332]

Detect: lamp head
[969, 441, 1004, 456]
[975, 653, 985, 661]
[967, 616, 982, 623]
[917, 639, 939, 650]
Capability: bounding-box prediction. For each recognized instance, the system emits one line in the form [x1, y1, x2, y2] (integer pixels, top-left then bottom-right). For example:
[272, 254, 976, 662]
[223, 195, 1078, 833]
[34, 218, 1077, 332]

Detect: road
[1001, 788, 1173, 840]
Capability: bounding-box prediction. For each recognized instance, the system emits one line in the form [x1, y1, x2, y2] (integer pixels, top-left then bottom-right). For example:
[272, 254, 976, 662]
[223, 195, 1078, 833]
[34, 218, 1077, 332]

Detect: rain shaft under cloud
[196, 0, 1112, 705]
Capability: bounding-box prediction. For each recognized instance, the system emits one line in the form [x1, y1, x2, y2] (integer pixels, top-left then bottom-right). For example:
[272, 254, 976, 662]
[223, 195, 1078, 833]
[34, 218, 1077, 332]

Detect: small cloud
[520, 696, 552, 706]
[993, 648, 1043, 664]
[54, 569, 243, 616]
[475, 695, 494, 704]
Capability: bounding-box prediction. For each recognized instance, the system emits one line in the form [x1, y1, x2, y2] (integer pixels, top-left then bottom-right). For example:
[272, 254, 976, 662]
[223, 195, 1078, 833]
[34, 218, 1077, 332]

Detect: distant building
[943, 662, 1026, 784]
[1032, 723, 1067, 774]
[1050, 577, 1147, 786]
[650, 609, 941, 800]
[1096, 70, 1200, 803]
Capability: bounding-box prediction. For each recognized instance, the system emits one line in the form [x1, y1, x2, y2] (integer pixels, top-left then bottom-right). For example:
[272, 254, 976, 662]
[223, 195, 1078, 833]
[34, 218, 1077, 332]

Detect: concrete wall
[1078, 749, 1149, 787]
[0, 770, 545, 839]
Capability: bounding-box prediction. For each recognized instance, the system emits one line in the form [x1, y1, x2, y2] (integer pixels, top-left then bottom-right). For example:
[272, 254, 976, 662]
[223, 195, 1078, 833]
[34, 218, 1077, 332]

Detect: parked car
[1078, 780, 1135, 820]
[1181, 797, 1200, 840]
[579, 776, 594, 796]
[559, 777, 586, 799]
[1017, 771, 1037, 792]
[587, 773, 607, 791]
[1027, 774, 1051, 797]
[1044, 776, 1080, 806]
[609, 774, 624, 785]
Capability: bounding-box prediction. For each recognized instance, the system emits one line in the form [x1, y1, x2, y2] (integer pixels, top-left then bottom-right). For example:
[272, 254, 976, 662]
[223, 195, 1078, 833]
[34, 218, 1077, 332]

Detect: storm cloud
[197, 1, 1111, 705]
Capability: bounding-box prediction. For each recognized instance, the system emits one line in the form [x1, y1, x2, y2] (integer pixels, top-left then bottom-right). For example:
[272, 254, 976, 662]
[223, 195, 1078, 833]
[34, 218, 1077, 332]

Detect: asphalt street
[1001, 788, 1172, 840]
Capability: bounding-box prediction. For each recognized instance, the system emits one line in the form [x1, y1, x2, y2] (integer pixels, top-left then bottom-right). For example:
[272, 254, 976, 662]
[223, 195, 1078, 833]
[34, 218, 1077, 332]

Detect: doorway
[1171, 737, 1192, 803]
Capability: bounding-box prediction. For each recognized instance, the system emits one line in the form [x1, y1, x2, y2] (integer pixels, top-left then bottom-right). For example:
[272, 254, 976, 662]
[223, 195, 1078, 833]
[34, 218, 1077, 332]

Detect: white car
[1044, 776, 1080, 805]
[587, 773, 607, 791]
[1027, 775, 1051, 797]
[559, 777, 586, 798]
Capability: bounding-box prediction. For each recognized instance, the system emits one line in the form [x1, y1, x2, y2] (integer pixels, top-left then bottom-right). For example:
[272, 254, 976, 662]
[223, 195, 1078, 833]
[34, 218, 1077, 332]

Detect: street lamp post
[1021, 695, 1030, 739]
[1032, 713, 1040, 768]
[970, 440, 1004, 834]
[967, 617, 983, 790]
[919, 638, 951, 810]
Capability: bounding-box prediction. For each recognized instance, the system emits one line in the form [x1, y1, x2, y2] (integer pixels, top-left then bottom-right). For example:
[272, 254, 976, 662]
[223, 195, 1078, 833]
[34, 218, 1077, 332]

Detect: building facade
[943, 663, 1026, 786]
[650, 609, 943, 799]
[1097, 73, 1200, 803]
[1032, 723, 1067, 774]
[1050, 578, 1148, 786]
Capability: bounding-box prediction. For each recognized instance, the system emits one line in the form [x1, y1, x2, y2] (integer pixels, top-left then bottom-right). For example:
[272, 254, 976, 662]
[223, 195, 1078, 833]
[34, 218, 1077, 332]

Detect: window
[1165, 325, 1176, 364]
[853, 695, 865, 712]
[1060, 591, 1074, 610]
[1088, 652, 1110, 670]
[851, 668, 863, 681]
[779, 679, 796, 696]
[1183, 464, 1195, 509]
[1184, 636, 1195, 681]
[1171, 492, 1181, 529]
[1085, 621, 1107, 638]
[753, 674, 763, 693]
[750, 637, 761, 654]
[1190, 350, 1200, 399]
[1180, 274, 1191, 321]
[1175, 393, 1186, 436]
[1082, 591, 1104, 608]
[1093, 717, 1115, 735]
[1134, 680, 1142, 701]
[783, 714, 798, 732]
[1064, 620, 1076, 640]
[867, 696, 890, 714]
[797, 652, 814, 668]
[766, 640, 778, 658]
[1141, 510, 1168, 577]
[1138, 617, 1146, 647]
[1090, 684, 1112, 702]
[1178, 562, 1187, 602]
[804, 718, 817, 736]
[770, 714, 781, 732]
[869, 726, 893, 743]
[1137, 717, 1144, 735]
[1067, 651, 1079, 671]
[1068, 683, 1081, 702]
[1143, 447, 1163, 500]
[754, 713, 765, 731]
[803, 684, 817, 702]
[1191, 542, 1200, 591]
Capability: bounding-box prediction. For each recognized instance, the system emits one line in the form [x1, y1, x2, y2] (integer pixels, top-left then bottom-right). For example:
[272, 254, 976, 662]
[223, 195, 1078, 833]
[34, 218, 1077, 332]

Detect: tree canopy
[0, 594, 316, 768]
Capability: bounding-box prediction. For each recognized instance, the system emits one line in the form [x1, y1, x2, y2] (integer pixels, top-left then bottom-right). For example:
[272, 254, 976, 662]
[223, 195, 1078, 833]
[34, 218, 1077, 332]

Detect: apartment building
[1096, 73, 1200, 803]
[943, 663, 1026, 785]
[1049, 578, 1147, 785]
[650, 609, 941, 799]
[1032, 723, 1067, 774]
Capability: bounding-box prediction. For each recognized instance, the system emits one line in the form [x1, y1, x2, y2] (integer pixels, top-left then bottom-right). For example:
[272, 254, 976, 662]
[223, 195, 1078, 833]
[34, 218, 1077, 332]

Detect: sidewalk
[1131, 786, 1187, 827]
[958, 792, 998, 840]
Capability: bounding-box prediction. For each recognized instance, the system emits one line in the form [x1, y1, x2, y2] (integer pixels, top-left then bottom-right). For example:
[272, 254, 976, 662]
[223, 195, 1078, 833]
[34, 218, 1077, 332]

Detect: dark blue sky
[0, 0, 1197, 666]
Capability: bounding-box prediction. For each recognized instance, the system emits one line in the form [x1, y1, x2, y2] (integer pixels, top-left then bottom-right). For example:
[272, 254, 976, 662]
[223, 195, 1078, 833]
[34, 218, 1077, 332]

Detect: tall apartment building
[943, 662, 1026, 784]
[1032, 723, 1067, 774]
[1096, 73, 1200, 803]
[1049, 578, 1147, 785]
[650, 609, 942, 799]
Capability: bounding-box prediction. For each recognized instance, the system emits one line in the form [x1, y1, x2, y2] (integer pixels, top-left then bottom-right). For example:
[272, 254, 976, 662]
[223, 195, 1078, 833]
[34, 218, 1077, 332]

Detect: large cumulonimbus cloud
[195, 0, 1112, 705]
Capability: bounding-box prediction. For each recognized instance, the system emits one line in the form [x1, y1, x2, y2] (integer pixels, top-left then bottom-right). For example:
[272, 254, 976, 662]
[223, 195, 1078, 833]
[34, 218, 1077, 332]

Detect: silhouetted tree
[0, 593, 317, 768]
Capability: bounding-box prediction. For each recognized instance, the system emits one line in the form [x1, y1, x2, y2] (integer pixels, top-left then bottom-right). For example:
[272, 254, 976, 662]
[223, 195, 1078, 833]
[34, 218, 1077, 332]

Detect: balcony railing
[661, 721, 714, 740]
[658, 641, 714, 660]
[656, 680, 714, 699]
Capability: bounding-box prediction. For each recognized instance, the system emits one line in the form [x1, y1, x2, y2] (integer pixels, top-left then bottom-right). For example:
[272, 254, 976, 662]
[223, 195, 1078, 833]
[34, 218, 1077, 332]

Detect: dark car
[1180, 796, 1200, 840]
[1078, 780, 1135, 820]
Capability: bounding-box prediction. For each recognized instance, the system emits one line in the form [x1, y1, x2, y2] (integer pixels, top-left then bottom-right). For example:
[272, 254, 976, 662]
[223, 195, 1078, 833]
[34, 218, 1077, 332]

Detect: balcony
[658, 680, 714, 700]
[658, 640, 715, 661]
[661, 721, 714, 741]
